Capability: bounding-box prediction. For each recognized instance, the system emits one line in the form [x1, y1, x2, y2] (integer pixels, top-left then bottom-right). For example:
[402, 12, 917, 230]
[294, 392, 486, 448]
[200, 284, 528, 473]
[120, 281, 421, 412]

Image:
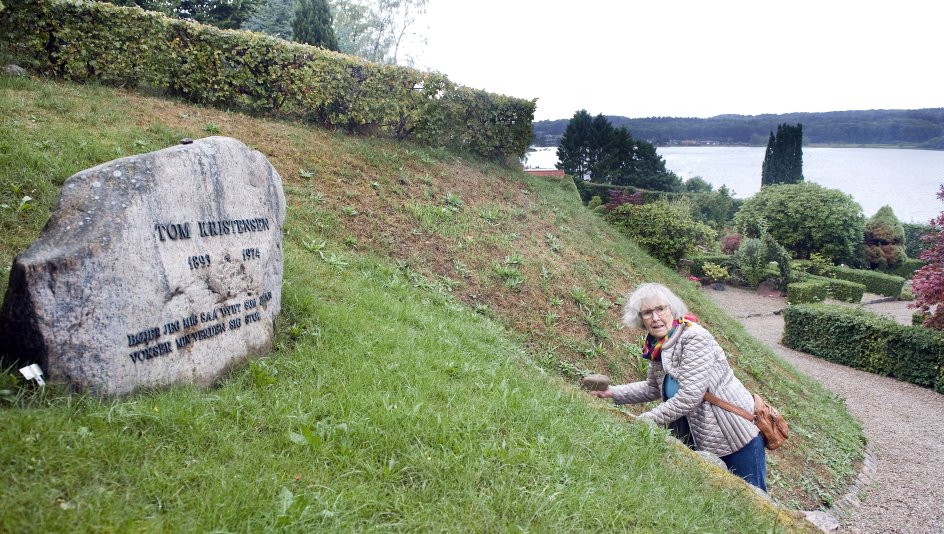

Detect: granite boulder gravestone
[0, 136, 286, 395]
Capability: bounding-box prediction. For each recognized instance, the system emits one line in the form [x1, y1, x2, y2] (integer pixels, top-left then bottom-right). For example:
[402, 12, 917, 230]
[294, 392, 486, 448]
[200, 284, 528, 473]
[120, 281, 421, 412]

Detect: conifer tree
[293, 0, 339, 50]
[863, 205, 906, 269]
[761, 123, 804, 186]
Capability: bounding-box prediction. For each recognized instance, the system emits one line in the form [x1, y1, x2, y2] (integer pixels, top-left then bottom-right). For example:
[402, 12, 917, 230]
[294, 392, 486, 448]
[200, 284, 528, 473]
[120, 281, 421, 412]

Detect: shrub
[606, 199, 716, 267]
[733, 238, 769, 287]
[690, 255, 734, 278]
[721, 232, 742, 255]
[701, 262, 729, 284]
[863, 205, 906, 269]
[603, 190, 644, 212]
[587, 196, 603, 210]
[735, 182, 865, 264]
[783, 304, 944, 392]
[913, 186, 944, 329]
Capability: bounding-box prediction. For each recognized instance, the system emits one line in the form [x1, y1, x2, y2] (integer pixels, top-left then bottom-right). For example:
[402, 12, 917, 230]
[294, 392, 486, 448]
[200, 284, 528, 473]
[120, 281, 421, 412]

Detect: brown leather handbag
[703, 392, 789, 450]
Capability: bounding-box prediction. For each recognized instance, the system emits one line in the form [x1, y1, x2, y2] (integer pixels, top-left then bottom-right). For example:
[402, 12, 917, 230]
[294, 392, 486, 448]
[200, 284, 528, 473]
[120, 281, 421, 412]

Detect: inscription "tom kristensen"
[154, 217, 271, 242]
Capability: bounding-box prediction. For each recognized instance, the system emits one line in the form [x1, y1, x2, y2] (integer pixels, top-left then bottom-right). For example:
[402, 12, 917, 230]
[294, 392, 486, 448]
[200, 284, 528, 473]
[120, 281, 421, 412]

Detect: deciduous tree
[911, 186, 944, 329]
[330, 0, 427, 65]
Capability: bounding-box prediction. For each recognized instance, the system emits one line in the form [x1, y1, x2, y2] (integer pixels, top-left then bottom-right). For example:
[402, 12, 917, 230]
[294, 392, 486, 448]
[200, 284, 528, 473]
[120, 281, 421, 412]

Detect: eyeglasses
[640, 304, 669, 320]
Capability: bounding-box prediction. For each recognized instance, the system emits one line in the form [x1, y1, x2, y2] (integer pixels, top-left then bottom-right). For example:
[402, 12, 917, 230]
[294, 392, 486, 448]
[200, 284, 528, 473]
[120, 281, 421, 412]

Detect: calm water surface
[525, 147, 944, 224]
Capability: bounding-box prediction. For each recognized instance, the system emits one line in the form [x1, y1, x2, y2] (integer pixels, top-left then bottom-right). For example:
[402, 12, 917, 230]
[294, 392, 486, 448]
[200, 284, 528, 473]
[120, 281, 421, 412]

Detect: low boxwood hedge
[787, 281, 828, 303]
[783, 303, 944, 392]
[791, 271, 865, 303]
[827, 266, 905, 297]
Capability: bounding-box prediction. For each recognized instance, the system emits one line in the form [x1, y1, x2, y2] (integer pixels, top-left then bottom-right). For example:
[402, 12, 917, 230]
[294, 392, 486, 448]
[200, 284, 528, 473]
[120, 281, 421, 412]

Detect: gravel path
[701, 286, 944, 534]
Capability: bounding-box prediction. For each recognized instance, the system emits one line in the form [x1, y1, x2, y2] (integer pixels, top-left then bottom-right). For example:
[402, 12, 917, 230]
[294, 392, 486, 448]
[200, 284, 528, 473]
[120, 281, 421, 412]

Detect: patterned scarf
[641, 314, 698, 361]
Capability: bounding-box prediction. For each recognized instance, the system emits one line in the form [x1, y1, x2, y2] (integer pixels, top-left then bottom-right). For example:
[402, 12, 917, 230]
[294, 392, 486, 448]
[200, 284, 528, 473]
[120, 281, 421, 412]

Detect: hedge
[0, 0, 535, 162]
[791, 271, 866, 303]
[783, 304, 944, 392]
[827, 265, 905, 298]
[787, 281, 828, 304]
[881, 258, 925, 280]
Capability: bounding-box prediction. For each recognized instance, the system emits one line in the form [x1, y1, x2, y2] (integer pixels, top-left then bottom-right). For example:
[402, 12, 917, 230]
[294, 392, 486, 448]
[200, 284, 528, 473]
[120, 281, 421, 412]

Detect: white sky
[404, 1, 942, 121]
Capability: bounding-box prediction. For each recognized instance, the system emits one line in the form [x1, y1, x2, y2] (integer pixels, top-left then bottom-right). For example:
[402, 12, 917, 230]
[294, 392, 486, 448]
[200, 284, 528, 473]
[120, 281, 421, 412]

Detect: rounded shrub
[606, 199, 716, 267]
[736, 182, 865, 264]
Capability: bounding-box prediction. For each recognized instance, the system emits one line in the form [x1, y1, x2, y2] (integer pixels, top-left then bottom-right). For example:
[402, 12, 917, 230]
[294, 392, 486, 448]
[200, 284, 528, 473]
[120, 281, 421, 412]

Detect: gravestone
[0, 136, 286, 395]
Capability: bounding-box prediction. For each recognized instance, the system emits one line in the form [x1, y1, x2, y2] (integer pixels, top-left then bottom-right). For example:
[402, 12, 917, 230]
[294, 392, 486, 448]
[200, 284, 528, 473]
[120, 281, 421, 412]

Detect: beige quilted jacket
[610, 322, 759, 457]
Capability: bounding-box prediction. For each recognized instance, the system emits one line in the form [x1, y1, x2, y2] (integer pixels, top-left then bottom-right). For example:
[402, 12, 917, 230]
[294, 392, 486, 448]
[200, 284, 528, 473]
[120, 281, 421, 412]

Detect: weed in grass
[570, 286, 591, 307]
[203, 122, 221, 134]
[299, 169, 315, 179]
[545, 232, 562, 252]
[453, 259, 472, 279]
[342, 206, 358, 217]
[504, 253, 523, 265]
[343, 236, 358, 248]
[437, 275, 460, 292]
[543, 311, 559, 327]
[478, 207, 501, 225]
[442, 192, 463, 212]
[302, 237, 327, 257]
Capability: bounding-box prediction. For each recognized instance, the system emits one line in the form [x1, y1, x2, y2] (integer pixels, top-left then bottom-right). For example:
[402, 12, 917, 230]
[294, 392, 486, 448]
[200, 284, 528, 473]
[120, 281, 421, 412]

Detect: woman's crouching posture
[591, 283, 767, 491]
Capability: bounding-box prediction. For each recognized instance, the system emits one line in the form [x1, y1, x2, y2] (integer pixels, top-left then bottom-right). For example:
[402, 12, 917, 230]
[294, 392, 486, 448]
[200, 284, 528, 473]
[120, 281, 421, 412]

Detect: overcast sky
[405, 1, 941, 122]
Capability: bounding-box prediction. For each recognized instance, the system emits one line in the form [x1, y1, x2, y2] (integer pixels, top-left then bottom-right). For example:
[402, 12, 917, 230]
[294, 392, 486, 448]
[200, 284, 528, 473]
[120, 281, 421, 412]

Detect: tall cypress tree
[293, 0, 339, 50]
[761, 123, 803, 186]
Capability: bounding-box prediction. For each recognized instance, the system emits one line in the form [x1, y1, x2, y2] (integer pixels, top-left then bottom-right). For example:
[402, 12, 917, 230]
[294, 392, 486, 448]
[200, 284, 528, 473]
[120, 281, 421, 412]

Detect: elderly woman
[592, 282, 767, 491]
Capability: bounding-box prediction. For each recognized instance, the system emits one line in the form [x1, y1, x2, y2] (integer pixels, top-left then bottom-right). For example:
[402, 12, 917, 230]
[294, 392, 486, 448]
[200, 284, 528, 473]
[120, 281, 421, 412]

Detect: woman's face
[640, 299, 673, 338]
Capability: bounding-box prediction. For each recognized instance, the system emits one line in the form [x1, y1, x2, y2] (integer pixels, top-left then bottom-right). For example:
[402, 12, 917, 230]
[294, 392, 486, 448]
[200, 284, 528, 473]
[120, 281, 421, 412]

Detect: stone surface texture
[0, 136, 285, 395]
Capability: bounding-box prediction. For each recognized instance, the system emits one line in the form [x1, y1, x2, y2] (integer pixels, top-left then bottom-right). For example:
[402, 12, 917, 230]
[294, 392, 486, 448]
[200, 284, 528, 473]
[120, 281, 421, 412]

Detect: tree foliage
[533, 109, 944, 148]
[107, 0, 263, 29]
[555, 110, 680, 191]
[863, 205, 906, 269]
[735, 182, 864, 264]
[241, 0, 294, 40]
[330, 0, 426, 65]
[293, 0, 339, 49]
[911, 186, 944, 329]
[761, 123, 803, 186]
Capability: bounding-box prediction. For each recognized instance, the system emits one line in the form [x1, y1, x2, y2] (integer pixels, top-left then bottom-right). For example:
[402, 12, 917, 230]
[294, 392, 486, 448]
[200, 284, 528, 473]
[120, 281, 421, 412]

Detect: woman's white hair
[623, 282, 688, 330]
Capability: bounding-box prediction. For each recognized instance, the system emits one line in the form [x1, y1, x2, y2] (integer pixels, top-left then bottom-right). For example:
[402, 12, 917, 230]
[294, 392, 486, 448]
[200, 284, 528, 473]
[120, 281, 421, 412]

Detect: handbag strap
[703, 391, 755, 423]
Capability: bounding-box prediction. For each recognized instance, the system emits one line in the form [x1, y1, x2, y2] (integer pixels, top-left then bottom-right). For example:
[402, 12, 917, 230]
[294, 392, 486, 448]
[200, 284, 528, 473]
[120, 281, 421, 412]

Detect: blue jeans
[720, 434, 767, 492]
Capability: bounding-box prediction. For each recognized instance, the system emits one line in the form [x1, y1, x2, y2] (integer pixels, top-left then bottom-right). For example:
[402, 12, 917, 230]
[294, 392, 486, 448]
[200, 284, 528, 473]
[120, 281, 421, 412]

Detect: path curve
[701, 286, 944, 534]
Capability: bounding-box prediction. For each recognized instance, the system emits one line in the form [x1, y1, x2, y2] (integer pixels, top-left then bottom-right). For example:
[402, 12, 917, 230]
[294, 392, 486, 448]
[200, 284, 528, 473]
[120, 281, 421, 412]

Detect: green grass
[0, 73, 851, 530]
[0, 249, 797, 532]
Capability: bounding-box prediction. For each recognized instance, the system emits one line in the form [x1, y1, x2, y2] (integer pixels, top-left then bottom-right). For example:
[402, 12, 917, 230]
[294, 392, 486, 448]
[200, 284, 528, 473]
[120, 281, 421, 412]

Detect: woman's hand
[590, 388, 613, 399]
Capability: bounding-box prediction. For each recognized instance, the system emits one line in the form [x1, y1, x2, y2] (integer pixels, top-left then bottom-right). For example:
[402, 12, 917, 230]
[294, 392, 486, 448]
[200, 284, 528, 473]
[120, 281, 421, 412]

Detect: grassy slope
[0, 75, 860, 531]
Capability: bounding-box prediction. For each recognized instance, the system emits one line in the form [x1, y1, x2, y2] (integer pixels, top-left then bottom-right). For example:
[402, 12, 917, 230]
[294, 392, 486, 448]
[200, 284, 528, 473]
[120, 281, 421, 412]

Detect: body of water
[524, 146, 944, 224]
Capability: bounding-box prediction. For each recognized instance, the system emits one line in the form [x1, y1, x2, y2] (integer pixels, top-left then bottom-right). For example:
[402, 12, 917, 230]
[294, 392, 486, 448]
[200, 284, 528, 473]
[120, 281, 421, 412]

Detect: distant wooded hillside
[533, 109, 944, 149]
